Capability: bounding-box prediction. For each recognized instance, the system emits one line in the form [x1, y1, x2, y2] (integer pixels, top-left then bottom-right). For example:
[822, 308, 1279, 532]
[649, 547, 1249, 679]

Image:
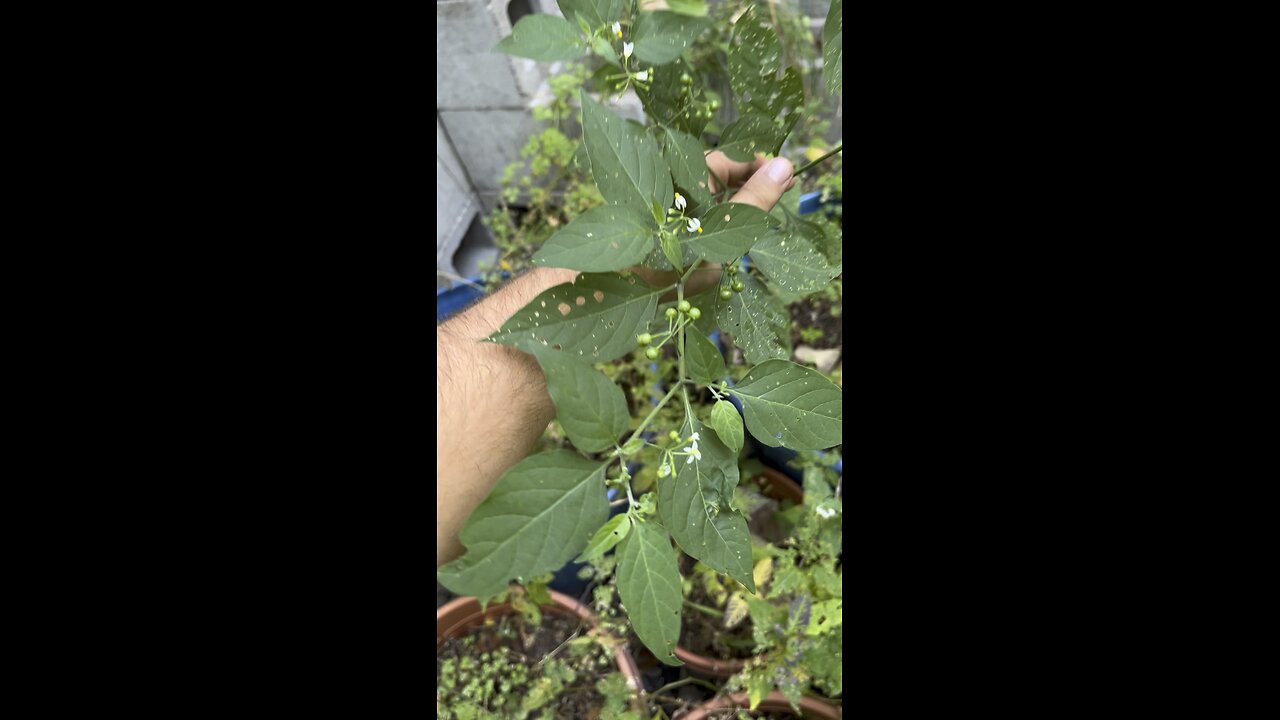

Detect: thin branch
[649, 676, 722, 697]
[792, 143, 843, 178]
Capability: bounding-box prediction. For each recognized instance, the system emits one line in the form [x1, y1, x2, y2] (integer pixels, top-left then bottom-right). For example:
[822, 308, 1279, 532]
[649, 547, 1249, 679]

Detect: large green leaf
[710, 399, 744, 454]
[684, 202, 774, 263]
[532, 204, 656, 272]
[716, 113, 786, 162]
[635, 59, 710, 136]
[489, 274, 667, 363]
[824, 0, 843, 98]
[657, 423, 755, 591]
[437, 451, 609, 597]
[731, 359, 842, 450]
[749, 226, 840, 296]
[684, 324, 726, 384]
[558, 0, 626, 31]
[665, 0, 708, 17]
[528, 345, 629, 453]
[580, 92, 673, 211]
[661, 127, 712, 210]
[494, 15, 587, 62]
[715, 273, 791, 365]
[616, 520, 684, 665]
[727, 6, 781, 109]
[631, 11, 711, 65]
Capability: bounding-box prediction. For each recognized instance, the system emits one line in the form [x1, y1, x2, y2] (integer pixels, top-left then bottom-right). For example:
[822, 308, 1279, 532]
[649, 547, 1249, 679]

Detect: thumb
[727, 157, 795, 213]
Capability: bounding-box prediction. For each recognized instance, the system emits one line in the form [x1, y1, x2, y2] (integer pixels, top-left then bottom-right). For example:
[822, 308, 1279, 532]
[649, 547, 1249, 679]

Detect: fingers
[705, 151, 768, 193]
[727, 157, 795, 213]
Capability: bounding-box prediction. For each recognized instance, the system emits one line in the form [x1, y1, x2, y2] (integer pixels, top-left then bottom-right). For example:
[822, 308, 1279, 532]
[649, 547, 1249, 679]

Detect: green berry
[665, 308, 678, 319]
[732, 280, 745, 293]
[669, 430, 681, 441]
[645, 347, 659, 360]
[720, 289, 733, 300]
[678, 300, 692, 313]
[681, 73, 692, 85]
[710, 99, 721, 110]
[688, 307, 701, 320]
[637, 333, 652, 346]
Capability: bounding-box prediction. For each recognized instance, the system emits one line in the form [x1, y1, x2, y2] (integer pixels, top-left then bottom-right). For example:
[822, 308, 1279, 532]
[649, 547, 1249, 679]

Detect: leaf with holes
[580, 91, 673, 210]
[532, 204, 656, 272]
[714, 273, 791, 365]
[558, 0, 626, 31]
[635, 59, 709, 136]
[824, 0, 843, 98]
[631, 11, 711, 65]
[684, 325, 726, 384]
[437, 450, 609, 598]
[661, 127, 712, 210]
[683, 203, 774, 263]
[616, 519, 684, 665]
[666, 0, 707, 17]
[727, 6, 781, 109]
[488, 274, 667, 363]
[710, 399, 744, 453]
[494, 15, 587, 62]
[576, 513, 631, 563]
[749, 226, 840, 296]
[731, 359, 842, 450]
[657, 422, 755, 591]
[528, 344, 629, 453]
[716, 113, 787, 162]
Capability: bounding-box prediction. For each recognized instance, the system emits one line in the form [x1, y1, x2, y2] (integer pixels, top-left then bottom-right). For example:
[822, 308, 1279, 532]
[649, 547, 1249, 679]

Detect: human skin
[436, 153, 796, 567]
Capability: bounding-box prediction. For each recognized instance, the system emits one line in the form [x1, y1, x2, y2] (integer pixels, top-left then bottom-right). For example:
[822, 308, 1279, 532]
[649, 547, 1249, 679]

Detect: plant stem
[792, 142, 843, 178]
[631, 383, 681, 439]
[649, 676, 722, 698]
[684, 599, 721, 617]
[677, 283, 693, 425]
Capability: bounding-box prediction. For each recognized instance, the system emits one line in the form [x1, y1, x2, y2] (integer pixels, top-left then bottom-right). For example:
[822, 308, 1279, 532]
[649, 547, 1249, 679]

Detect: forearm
[436, 267, 578, 567]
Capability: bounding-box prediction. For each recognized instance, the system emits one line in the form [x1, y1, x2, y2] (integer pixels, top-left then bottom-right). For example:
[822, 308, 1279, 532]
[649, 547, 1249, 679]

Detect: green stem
[792, 143, 843, 178]
[677, 283, 693, 424]
[648, 676, 721, 698]
[684, 599, 721, 617]
[631, 383, 681, 440]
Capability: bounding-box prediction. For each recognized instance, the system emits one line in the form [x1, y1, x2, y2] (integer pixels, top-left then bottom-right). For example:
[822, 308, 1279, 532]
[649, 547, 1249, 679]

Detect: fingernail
[766, 157, 793, 183]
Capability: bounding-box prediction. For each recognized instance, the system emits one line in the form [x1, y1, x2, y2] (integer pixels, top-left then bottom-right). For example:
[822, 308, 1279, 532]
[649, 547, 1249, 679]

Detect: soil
[789, 282, 843, 351]
[680, 582, 757, 661]
[436, 609, 607, 718]
[698, 712, 798, 719]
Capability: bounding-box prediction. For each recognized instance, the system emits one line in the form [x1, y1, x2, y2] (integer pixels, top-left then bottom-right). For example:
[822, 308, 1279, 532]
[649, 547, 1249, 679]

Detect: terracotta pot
[682, 691, 841, 719]
[436, 589, 643, 695]
[676, 468, 803, 678]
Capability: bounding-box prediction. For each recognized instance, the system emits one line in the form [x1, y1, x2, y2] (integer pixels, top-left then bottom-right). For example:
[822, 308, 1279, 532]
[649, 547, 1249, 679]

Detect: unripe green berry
[720, 289, 733, 300]
[637, 333, 652, 346]
[665, 308, 678, 319]
[669, 430, 681, 441]
[732, 279, 745, 292]
[710, 99, 721, 110]
[681, 72, 692, 85]
[645, 347, 659, 360]
[677, 300, 692, 313]
[688, 307, 701, 320]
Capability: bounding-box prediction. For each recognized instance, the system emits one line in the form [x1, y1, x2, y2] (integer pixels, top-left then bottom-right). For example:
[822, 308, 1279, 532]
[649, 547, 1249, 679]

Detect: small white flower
[686, 455, 695, 465]
[691, 445, 701, 461]
[635, 70, 648, 82]
[623, 42, 634, 59]
[689, 432, 699, 442]
[612, 22, 622, 38]
[686, 217, 702, 233]
[816, 506, 837, 519]
[674, 193, 686, 211]
[658, 463, 671, 478]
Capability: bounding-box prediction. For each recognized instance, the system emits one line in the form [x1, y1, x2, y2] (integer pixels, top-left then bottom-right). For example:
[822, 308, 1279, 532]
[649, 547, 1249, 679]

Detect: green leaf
[489, 274, 667, 363]
[714, 273, 791, 365]
[731, 359, 842, 450]
[684, 325, 726, 384]
[716, 113, 786, 162]
[635, 59, 710, 136]
[661, 127, 712, 210]
[665, 0, 707, 17]
[616, 520, 684, 665]
[437, 451, 609, 597]
[824, 0, 843, 98]
[558, 0, 626, 30]
[727, 6, 781, 109]
[532, 204, 656, 272]
[528, 344, 629, 452]
[710, 400, 744, 454]
[746, 671, 772, 710]
[657, 422, 755, 592]
[631, 11, 711, 65]
[749, 226, 840, 296]
[580, 92, 673, 210]
[684, 202, 774, 263]
[494, 15, 587, 62]
[576, 513, 632, 562]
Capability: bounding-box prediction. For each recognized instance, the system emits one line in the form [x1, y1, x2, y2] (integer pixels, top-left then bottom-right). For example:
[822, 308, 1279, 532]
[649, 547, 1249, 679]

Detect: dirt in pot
[436, 610, 621, 719]
[701, 710, 799, 719]
[680, 582, 757, 662]
[789, 277, 843, 352]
